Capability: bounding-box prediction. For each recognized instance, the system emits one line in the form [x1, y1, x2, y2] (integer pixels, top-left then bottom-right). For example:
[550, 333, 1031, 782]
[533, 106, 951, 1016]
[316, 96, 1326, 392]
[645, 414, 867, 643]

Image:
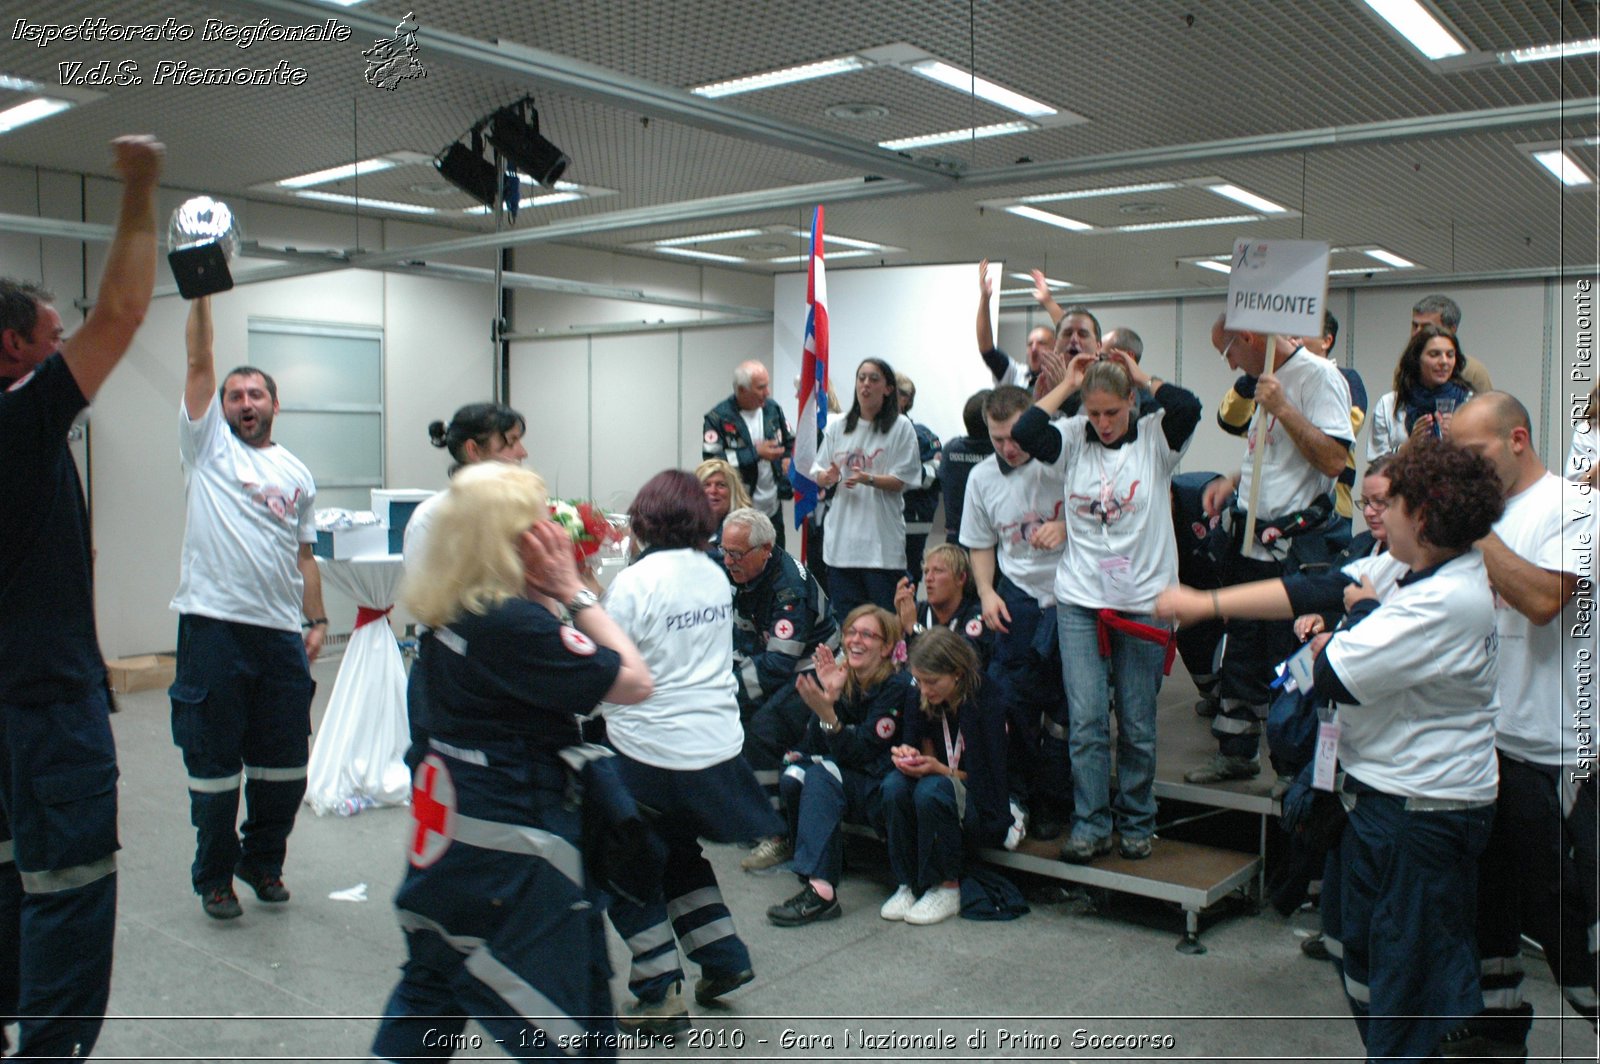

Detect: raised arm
[62, 136, 164, 401]
[975, 258, 996, 354]
[1031, 269, 1065, 327]
[185, 296, 215, 419]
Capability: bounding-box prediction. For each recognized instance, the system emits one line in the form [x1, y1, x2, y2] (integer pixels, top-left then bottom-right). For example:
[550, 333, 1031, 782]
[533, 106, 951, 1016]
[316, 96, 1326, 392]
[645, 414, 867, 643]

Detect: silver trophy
[167, 196, 240, 299]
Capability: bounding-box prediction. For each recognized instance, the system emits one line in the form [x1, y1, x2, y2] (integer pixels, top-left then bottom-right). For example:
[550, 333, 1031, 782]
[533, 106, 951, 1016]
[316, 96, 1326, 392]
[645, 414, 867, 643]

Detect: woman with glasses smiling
[810, 357, 923, 621]
[765, 605, 914, 927]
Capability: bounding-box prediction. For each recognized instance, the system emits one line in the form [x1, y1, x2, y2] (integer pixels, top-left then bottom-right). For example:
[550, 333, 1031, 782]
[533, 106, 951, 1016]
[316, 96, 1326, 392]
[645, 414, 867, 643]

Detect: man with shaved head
[704, 359, 795, 549]
[1441, 392, 1597, 1056]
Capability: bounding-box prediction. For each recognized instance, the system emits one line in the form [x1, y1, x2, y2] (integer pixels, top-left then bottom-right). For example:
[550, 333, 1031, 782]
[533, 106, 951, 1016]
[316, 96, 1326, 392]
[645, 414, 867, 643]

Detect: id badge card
[1312, 717, 1340, 792]
[1285, 641, 1317, 693]
[1098, 555, 1133, 601]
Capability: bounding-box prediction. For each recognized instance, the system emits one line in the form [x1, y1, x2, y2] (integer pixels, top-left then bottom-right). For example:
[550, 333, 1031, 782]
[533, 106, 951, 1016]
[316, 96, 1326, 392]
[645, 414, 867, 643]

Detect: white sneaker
[879, 885, 917, 921]
[904, 886, 961, 925]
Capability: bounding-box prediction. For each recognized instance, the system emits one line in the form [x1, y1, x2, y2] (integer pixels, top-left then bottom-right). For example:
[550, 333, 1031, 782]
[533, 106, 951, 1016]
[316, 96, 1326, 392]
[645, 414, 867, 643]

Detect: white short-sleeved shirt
[1568, 422, 1596, 482]
[1326, 551, 1499, 802]
[959, 454, 1066, 606]
[598, 549, 743, 770]
[170, 394, 316, 632]
[812, 413, 922, 569]
[1340, 550, 1409, 604]
[1492, 472, 1596, 767]
[1237, 350, 1352, 562]
[401, 490, 445, 568]
[1048, 408, 1190, 612]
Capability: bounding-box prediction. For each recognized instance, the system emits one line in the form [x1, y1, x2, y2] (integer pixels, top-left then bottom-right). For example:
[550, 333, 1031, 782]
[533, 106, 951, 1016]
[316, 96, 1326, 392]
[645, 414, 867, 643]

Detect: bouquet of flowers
[549, 499, 616, 566]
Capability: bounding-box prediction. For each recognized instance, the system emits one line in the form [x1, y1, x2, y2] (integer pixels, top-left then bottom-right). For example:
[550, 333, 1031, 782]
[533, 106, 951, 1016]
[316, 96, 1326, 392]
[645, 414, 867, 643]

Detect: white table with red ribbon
[306, 554, 412, 815]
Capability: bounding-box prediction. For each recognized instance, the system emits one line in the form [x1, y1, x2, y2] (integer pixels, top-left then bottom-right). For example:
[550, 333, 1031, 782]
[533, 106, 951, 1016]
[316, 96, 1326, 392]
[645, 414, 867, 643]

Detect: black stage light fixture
[435, 129, 498, 207]
[486, 98, 569, 188]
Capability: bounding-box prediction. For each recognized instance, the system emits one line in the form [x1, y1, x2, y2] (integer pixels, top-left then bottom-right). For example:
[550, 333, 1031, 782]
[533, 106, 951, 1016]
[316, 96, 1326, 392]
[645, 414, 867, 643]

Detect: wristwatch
[819, 717, 841, 734]
[566, 588, 600, 614]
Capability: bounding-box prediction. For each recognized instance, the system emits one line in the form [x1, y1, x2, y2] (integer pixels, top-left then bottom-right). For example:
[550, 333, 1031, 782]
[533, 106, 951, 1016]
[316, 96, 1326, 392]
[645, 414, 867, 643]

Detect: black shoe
[203, 886, 242, 920]
[767, 884, 841, 927]
[695, 967, 754, 1007]
[1300, 932, 1331, 961]
[1030, 815, 1064, 842]
[235, 865, 290, 903]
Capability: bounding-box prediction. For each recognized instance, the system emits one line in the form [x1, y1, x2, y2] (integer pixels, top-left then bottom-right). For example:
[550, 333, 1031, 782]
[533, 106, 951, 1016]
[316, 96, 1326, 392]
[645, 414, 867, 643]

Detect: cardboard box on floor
[106, 654, 176, 694]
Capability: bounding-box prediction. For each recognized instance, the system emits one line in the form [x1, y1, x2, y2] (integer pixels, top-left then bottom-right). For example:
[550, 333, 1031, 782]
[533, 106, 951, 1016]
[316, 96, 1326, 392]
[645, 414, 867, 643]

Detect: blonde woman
[372, 462, 651, 1060]
[695, 457, 752, 557]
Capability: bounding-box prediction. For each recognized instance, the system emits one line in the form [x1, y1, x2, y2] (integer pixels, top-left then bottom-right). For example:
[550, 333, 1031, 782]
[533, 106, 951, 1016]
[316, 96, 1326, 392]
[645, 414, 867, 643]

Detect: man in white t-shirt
[169, 295, 326, 921]
[702, 360, 795, 550]
[960, 385, 1071, 835]
[1187, 313, 1352, 784]
[1446, 392, 1598, 1053]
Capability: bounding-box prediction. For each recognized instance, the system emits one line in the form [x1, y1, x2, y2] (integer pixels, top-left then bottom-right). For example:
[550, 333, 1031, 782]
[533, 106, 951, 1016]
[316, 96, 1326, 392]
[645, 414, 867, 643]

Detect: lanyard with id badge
[1283, 640, 1340, 792]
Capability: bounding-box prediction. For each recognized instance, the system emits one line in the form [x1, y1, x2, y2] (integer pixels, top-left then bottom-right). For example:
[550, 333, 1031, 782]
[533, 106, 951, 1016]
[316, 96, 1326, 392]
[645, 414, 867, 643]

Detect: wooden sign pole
[1240, 333, 1275, 551]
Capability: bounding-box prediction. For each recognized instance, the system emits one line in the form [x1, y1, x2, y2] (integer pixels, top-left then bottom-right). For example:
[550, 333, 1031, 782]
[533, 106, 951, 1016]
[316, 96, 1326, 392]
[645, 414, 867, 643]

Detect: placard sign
[1225, 238, 1330, 337]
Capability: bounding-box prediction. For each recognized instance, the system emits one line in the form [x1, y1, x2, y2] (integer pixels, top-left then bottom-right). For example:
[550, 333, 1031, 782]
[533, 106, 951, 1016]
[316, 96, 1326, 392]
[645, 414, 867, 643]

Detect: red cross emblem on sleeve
[409, 754, 456, 869]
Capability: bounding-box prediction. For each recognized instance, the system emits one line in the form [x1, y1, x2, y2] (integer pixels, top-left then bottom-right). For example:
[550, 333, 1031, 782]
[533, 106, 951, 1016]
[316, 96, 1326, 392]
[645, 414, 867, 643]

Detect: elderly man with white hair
[703, 360, 796, 549]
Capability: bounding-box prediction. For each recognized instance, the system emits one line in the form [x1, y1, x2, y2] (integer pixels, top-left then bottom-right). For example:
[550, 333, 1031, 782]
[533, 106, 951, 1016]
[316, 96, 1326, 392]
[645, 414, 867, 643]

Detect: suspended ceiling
[0, 0, 1595, 296]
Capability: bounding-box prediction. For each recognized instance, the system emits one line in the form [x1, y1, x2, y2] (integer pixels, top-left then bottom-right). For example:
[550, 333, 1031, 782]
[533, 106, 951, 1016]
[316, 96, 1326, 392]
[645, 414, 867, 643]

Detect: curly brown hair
[1384, 438, 1504, 550]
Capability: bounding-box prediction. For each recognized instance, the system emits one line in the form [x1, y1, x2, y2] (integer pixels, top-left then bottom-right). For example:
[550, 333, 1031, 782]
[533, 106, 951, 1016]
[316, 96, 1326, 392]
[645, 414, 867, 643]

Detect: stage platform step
[979, 835, 1260, 953]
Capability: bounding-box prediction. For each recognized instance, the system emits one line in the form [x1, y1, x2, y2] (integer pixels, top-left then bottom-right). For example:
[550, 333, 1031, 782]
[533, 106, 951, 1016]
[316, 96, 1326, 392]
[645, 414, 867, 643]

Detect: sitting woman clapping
[766, 605, 913, 927]
[879, 629, 1012, 926]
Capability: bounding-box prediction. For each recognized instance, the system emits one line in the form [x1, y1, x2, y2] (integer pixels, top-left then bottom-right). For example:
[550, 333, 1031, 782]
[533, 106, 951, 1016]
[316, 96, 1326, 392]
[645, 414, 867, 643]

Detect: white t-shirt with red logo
[170, 394, 316, 632]
[812, 413, 922, 569]
[959, 455, 1065, 607]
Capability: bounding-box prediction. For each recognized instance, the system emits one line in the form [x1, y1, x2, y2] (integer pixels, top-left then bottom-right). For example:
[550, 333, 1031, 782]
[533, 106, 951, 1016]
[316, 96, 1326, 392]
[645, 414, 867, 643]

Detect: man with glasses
[722, 508, 840, 871]
[1185, 314, 1351, 785]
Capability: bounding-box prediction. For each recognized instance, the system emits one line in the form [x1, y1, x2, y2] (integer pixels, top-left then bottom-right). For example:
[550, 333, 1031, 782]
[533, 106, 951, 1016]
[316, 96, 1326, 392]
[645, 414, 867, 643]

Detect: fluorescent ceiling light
[767, 249, 877, 264]
[295, 190, 436, 215]
[1329, 266, 1394, 276]
[1190, 260, 1233, 275]
[908, 60, 1055, 117]
[463, 192, 584, 214]
[657, 247, 747, 264]
[1020, 182, 1180, 203]
[0, 74, 45, 93]
[1360, 0, 1467, 59]
[1005, 205, 1093, 232]
[785, 230, 886, 251]
[1532, 148, 1594, 187]
[1366, 248, 1416, 268]
[1115, 214, 1260, 232]
[691, 56, 866, 98]
[316, 0, 372, 6]
[277, 157, 402, 189]
[655, 228, 764, 247]
[1501, 37, 1600, 64]
[1010, 272, 1073, 288]
[0, 97, 72, 133]
[879, 121, 1032, 151]
[1205, 183, 1288, 213]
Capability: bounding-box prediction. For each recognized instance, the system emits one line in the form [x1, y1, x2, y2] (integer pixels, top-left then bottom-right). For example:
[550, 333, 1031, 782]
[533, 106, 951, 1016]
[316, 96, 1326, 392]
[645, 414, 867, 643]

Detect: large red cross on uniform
[410, 755, 455, 869]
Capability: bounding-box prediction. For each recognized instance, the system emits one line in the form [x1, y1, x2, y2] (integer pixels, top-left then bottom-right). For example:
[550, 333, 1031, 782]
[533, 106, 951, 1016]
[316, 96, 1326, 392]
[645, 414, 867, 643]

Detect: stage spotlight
[487, 99, 568, 188]
[435, 132, 498, 207]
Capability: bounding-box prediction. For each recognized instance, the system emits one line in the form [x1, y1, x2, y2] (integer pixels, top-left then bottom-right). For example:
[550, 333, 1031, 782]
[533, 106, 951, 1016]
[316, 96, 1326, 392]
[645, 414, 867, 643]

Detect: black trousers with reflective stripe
[170, 614, 312, 892]
[0, 689, 118, 1060]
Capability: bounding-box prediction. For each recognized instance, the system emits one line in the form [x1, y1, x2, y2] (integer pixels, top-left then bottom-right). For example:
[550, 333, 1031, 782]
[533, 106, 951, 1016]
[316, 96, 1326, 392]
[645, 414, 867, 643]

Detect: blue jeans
[1057, 604, 1165, 842]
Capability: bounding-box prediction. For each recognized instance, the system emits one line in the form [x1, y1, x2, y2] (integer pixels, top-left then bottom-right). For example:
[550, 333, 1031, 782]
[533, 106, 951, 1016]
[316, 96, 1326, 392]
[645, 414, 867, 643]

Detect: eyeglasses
[722, 544, 769, 563]
[1219, 334, 1239, 362]
[1357, 496, 1389, 512]
[845, 626, 885, 642]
